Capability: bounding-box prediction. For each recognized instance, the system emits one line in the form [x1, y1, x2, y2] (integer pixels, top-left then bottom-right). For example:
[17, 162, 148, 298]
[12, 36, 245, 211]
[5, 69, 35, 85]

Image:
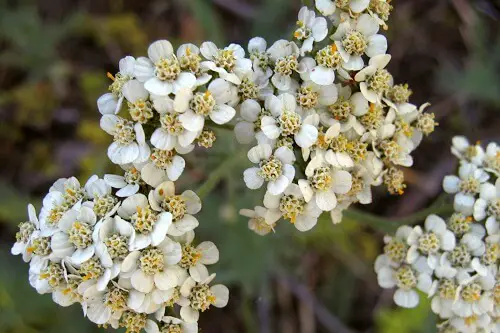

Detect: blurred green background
[0, 0, 499, 332]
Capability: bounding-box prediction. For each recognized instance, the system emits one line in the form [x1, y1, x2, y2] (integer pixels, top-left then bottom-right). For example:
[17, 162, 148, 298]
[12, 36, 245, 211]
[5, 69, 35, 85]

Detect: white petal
[179, 110, 205, 132]
[166, 155, 185, 181]
[350, 0, 370, 13]
[243, 168, 264, 189]
[151, 129, 176, 150]
[131, 269, 155, 293]
[210, 284, 229, 308]
[295, 124, 318, 148]
[394, 289, 419, 308]
[154, 270, 178, 291]
[240, 99, 261, 121]
[295, 215, 317, 232]
[234, 122, 256, 144]
[97, 93, 118, 115]
[122, 80, 149, 103]
[267, 175, 290, 195]
[151, 212, 173, 246]
[356, 14, 379, 37]
[145, 78, 173, 96]
[274, 146, 296, 164]
[247, 144, 273, 163]
[315, 190, 337, 211]
[210, 104, 236, 125]
[310, 66, 335, 86]
[260, 116, 281, 140]
[198, 241, 219, 265]
[180, 306, 199, 323]
[366, 34, 387, 58]
[443, 175, 461, 193]
[148, 40, 174, 63]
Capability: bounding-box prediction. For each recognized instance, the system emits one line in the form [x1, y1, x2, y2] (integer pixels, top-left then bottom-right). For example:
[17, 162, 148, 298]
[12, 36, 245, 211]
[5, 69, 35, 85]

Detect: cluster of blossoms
[374, 137, 500, 333]
[12, 176, 228, 332]
[239, 1, 437, 235]
[12, 1, 445, 332]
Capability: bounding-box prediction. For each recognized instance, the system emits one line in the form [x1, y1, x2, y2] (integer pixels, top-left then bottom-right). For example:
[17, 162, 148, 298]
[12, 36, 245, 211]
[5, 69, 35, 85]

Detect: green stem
[196, 150, 248, 200]
[343, 197, 454, 234]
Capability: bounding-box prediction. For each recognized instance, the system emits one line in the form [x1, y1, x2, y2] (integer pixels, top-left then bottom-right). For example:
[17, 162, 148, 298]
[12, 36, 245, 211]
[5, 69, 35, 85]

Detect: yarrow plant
[374, 137, 500, 333]
[12, 1, 446, 332]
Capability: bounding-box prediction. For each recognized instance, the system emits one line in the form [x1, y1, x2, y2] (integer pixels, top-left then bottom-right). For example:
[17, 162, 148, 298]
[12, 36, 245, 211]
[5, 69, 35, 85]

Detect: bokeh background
[0, 0, 499, 332]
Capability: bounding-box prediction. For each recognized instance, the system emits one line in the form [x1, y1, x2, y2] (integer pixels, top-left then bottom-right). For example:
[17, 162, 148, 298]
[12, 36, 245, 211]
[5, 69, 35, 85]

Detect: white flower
[120, 237, 182, 295]
[299, 151, 352, 211]
[318, 87, 369, 136]
[135, 40, 197, 96]
[11, 204, 39, 262]
[354, 54, 393, 103]
[51, 206, 97, 265]
[98, 56, 136, 115]
[117, 193, 172, 251]
[240, 206, 277, 236]
[38, 177, 87, 235]
[243, 144, 296, 195]
[294, 7, 328, 55]
[140, 148, 186, 187]
[261, 93, 319, 148]
[267, 40, 305, 91]
[200, 42, 252, 85]
[375, 225, 412, 268]
[376, 262, 433, 308]
[263, 183, 322, 232]
[474, 177, 500, 221]
[175, 231, 219, 284]
[150, 95, 199, 150]
[80, 280, 129, 326]
[248, 37, 272, 73]
[443, 162, 490, 215]
[149, 181, 201, 237]
[315, 0, 370, 16]
[179, 274, 229, 323]
[84, 176, 120, 219]
[406, 215, 456, 270]
[100, 115, 151, 165]
[296, 69, 339, 111]
[104, 165, 143, 197]
[452, 274, 494, 317]
[176, 78, 236, 132]
[451, 135, 485, 166]
[176, 43, 212, 85]
[238, 67, 273, 102]
[331, 14, 388, 70]
[95, 215, 135, 267]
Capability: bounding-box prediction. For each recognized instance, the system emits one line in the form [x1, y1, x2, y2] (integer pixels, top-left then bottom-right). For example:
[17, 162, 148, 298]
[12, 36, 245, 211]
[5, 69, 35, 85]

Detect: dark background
[0, 0, 499, 332]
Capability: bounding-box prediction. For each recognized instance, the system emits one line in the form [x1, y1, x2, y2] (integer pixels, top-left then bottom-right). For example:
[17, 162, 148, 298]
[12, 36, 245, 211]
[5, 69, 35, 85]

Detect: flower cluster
[13, 2, 443, 332]
[12, 175, 228, 332]
[239, 2, 436, 234]
[374, 137, 499, 333]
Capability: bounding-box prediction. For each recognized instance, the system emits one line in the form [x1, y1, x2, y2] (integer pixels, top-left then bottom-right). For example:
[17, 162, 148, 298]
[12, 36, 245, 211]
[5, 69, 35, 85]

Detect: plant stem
[343, 198, 454, 234]
[196, 150, 248, 200]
